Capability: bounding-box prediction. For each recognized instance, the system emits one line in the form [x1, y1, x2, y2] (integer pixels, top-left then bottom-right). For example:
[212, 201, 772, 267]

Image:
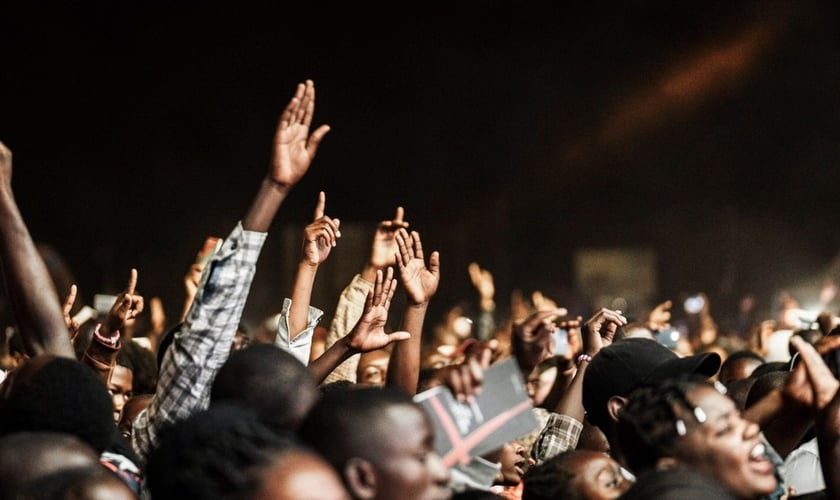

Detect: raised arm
[0, 141, 73, 359]
[243, 80, 330, 232]
[132, 79, 329, 466]
[288, 191, 340, 336]
[309, 268, 409, 384]
[387, 228, 440, 394]
[322, 207, 409, 384]
[82, 269, 144, 385]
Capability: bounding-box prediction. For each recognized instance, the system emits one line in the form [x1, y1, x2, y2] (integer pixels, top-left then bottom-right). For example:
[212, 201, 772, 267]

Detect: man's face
[371, 405, 451, 500]
[356, 350, 390, 387]
[108, 365, 133, 422]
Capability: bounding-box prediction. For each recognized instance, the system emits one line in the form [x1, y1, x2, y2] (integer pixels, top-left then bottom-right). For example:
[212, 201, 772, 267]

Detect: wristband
[93, 323, 120, 347]
[577, 353, 593, 365]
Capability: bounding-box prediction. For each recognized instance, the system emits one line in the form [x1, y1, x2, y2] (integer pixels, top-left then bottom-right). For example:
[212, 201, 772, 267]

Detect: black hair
[146, 404, 305, 500]
[319, 379, 356, 394]
[521, 450, 585, 500]
[0, 357, 116, 453]
[299, 386, 417, 471]
[617, 375, 713, 473]
[621, 467, 737, 499]
[210, 344, 317, 432]
[120, 340, 157, 395]
[18, 464, 130, 500]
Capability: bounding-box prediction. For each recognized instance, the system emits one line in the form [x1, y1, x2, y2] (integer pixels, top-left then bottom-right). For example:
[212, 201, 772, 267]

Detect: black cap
[582, 338, 721, 430]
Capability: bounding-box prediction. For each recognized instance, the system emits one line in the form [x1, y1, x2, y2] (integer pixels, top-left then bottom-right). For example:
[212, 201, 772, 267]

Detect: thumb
[387, 331, 411, 343]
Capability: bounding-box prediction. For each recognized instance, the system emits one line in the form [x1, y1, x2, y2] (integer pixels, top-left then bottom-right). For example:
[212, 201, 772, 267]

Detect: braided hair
[617, 375, 720, 473]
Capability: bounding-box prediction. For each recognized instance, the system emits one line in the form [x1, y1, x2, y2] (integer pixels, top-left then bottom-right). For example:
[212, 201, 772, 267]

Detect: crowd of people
[1, 79, 839, 500]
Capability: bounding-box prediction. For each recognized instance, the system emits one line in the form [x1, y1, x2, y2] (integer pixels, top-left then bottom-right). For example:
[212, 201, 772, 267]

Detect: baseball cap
[582, 338, 721, 430]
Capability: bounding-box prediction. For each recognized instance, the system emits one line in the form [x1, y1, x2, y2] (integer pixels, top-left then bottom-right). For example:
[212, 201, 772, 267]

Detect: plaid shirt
[531, 412, 583, 465]
[132, 222, 266, 467]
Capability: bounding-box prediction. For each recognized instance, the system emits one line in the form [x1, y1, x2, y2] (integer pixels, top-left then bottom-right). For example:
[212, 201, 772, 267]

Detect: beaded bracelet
[577, 353, 593, 365]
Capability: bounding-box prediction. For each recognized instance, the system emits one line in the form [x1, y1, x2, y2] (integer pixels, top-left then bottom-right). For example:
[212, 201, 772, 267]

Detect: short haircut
[146, 404, 307, 500]
[521, 450, 585, 500]
[19, 464, 131, 500]
[0, 431, 99, 496]
[299, 386, 417, 470]
[210, 344, 317, 432]
[0, 356, 116, 453]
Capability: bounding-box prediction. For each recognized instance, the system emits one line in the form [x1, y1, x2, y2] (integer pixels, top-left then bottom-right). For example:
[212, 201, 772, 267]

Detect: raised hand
[301, 191, 341, 266]
[468, 262, 495, 311]
[395, 229, 440, 306]
[270, 80, 330, 189]
[646, 299, 673, 331]
[347, 268, 410, 352]
[581, 307, 627, 357]
[445, 339, 496, 403]
[62, 284, 81, 340]
[103, 268, 144, 336]
[0, 140, 11, 186]
[512, 308, 567, 374]
[786, 335, 840, 410]
[370, 207, 410, 269]
[532, 290, 568, 315]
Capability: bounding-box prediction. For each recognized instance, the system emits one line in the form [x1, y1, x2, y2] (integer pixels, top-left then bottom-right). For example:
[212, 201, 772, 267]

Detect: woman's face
[673, 385, 777, 498]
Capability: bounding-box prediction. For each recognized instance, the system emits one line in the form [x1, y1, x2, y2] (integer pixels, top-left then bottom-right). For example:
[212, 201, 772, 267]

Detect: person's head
[526, 362, 557, 406]
[618, 376, 777, 498]
[482, 440, 533, 487]
[210, 344, 318, 432]
[300, 386, 451, 500]
[118, 394, 153, 441]
[18, 464, 136, 500]
[522, 449, 633, 500]
[356, 349, 390, 387]
[577, 420, 610, 455]
[0, 355, 116, 453]
[120, 339, 157, 396]
[718, 350, 764, 385]
[0, 431, 100, 496]
[147, 404, 346, 500]
[724, 377, 758, 411]
[110, 351, 134, 423]
[582, 338, 721, 434]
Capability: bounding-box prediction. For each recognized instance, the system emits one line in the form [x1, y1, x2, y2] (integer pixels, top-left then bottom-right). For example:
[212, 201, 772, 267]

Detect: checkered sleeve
[531, 412, 584, 465]
[132, 222, 266, 467]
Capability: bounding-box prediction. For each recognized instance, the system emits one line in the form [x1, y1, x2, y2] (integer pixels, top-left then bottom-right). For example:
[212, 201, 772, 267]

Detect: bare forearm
[554, 363, 586, 422]
[242, 178, 291, 232]
[0, 187, 73, 358]
[387, 303, 427, 395]
[288, 262, 318, 336]
[309, 336, 356, 385]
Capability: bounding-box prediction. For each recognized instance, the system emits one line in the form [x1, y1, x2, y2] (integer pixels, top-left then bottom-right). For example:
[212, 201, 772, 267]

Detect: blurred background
[1, 1, 839, 340]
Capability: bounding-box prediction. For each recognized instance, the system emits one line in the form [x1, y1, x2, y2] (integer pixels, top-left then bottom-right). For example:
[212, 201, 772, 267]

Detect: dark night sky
[2, 1, 840, 331]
